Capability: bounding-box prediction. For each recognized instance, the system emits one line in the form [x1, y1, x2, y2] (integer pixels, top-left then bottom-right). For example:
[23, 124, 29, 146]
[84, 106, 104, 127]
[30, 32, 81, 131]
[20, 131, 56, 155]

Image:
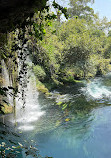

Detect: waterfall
[10, 73, 45, 131]
[2, 60, 11, 87]
[1, 59, 45, 131]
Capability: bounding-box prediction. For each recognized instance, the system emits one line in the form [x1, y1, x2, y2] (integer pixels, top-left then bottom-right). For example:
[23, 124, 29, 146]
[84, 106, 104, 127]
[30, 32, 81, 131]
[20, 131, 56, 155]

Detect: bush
[33, 65, 46, 81]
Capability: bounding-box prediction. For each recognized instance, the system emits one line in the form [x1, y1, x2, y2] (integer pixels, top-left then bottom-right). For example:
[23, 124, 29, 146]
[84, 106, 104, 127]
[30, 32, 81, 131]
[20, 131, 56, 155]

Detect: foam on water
[82, 78, 111, 100]
[18, 125, 35, 131]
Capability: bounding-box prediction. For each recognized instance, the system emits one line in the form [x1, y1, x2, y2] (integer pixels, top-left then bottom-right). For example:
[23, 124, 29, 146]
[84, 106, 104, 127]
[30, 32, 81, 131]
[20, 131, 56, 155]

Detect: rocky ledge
[0, 0, 47, 33]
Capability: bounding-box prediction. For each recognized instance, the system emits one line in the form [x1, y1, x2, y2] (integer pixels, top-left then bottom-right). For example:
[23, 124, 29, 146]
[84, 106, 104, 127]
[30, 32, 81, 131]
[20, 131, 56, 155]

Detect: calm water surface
[1, 76, 111, 158]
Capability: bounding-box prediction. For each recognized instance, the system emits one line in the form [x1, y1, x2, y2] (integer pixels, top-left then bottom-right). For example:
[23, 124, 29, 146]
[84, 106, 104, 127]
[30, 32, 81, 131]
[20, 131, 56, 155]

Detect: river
[0, 74, 111, 158]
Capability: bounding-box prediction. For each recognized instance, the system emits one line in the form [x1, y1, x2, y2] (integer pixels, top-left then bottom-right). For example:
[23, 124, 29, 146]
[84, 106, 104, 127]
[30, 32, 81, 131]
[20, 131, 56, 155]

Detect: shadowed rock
[0, 0, 47, 32]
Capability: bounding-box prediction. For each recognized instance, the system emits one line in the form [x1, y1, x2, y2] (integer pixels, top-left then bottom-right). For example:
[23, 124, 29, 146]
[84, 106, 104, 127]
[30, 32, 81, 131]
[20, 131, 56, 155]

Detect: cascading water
[2, 60, 10, 87]
[81, 77, 111, 100]
[11, 74, 45, 131]
[1, 58, 45, 131]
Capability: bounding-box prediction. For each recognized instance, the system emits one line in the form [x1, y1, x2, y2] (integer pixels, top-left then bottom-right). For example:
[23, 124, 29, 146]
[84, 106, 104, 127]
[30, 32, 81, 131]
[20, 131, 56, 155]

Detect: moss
[62, 76, 83, 84]
[44, 81, 60, 91]
[37, 85, 49, 94]
[0, 76, 3, 85]
[1, 103, 13, 114]
[36, 78, 51, 96]
[33, 65, 46, 81]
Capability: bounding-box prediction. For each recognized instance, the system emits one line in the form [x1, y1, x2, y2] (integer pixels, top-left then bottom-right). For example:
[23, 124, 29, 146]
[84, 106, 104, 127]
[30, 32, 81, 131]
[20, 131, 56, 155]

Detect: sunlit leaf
[65, 118, 70, 122]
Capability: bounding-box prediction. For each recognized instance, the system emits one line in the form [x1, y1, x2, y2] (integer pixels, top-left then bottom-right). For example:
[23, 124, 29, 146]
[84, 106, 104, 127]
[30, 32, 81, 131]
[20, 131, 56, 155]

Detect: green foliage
[52, 0, 69, 19]
[33, 23, 46, 40]
[33, 65, 46, 81]
[56, 101, 63, 106]
[57, 17, 111, 79]
[36, 78, 49, 94]
[68, 0, 94, 20]
[29, 12, 111, 84]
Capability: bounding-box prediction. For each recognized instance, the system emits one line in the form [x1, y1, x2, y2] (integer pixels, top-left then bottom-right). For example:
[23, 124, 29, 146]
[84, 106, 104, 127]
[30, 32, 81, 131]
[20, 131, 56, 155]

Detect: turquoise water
[1, 76, 111, 158]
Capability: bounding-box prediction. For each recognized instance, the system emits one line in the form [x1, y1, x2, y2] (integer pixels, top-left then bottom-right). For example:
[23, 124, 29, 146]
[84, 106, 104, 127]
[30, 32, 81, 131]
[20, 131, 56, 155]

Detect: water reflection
[31, 106, 111, 158]
[1, 76, 111, 157]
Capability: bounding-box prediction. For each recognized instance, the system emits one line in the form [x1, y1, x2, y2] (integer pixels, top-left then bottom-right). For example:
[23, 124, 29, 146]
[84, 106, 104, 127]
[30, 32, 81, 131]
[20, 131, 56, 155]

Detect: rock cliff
[0, 0, 47, 32]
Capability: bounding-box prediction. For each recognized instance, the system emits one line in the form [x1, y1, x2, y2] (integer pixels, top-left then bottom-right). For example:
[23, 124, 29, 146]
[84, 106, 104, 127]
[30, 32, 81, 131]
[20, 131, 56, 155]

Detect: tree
[68, 0, 94, 20]
[57, 17, 111, 79]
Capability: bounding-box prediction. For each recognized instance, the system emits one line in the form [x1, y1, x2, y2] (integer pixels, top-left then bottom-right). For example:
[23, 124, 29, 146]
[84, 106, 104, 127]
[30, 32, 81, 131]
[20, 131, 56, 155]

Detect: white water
[2, 60, 10, 87]
[15, 76, 111, 131]
[82, 78, 111, 100]
[1, 58, 45, 131]
[14, 75, 45, 131]
[2, 58, 111, 132]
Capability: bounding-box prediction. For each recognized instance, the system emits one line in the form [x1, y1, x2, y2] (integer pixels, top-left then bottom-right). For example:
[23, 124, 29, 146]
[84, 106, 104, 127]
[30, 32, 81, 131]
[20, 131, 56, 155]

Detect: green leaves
[33, 23, 46, 40]
[68, 0, 95, 20]
[33, 65, 46, 81]
[45, 14, 57, 21]
[62, 103, 67, 110]
[52, 0, 69, 19]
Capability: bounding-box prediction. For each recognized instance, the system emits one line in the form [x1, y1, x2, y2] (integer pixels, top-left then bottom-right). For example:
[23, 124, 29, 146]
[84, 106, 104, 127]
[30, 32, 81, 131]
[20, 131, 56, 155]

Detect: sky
[54, 0, 111, 21]
[92, 0, 111, 21]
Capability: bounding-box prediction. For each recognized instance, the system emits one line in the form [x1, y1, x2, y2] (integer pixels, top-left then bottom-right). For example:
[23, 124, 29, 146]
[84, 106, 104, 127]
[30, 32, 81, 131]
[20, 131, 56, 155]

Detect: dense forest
[1, 0, 111, 157]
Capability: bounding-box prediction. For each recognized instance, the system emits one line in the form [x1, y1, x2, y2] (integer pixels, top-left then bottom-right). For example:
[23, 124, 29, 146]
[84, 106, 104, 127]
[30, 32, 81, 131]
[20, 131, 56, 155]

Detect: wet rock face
[0, 0, 47, 32]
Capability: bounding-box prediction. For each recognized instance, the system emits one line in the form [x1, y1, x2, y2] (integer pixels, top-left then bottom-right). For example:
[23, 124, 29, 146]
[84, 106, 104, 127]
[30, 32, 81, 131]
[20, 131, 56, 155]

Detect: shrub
[33, 65, 46, 81]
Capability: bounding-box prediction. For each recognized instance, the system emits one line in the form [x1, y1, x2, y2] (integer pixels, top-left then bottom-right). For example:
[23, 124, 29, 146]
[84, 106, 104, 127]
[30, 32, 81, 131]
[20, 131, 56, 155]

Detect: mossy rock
[37, 85, 49, 94]
[36, 78, 51, 96]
